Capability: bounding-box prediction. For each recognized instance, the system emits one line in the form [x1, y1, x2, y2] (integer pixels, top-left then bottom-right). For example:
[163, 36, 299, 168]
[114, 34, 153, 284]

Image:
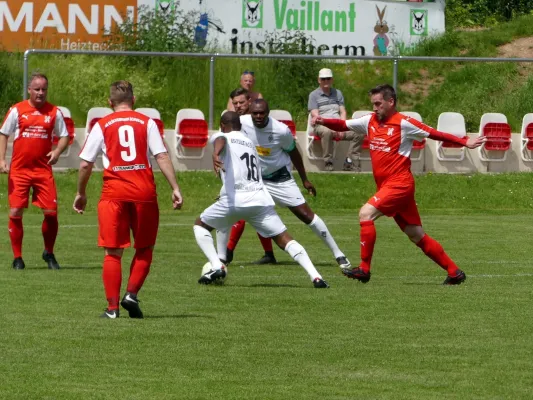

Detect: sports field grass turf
[0, 172, 532, 399]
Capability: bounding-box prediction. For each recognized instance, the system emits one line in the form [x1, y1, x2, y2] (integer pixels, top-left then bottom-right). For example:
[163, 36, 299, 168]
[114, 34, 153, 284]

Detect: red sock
[103, 254, 122, 310]
[9, 216, 23, 258]
[127, 248, 153, 295]
[257, 233, 273, 252]
[42, 213, 58, 253]
[360, 220, 376, 273]
[228, 220, 246, 251]
[416, 234, 459, 276]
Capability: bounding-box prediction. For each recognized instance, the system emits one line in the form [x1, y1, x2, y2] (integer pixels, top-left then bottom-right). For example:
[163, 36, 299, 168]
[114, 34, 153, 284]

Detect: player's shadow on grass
[248, 261, 333, 267]
[144, 314, 215, 319]
[60, 266, 105, 270]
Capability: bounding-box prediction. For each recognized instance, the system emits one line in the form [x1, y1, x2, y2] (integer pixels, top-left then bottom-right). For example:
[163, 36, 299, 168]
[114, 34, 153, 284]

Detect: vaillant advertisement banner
[0, 0, 445, 55]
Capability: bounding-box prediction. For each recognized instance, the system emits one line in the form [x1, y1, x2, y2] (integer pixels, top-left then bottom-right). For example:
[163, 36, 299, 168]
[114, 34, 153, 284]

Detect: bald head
[220, 111, 242, 133]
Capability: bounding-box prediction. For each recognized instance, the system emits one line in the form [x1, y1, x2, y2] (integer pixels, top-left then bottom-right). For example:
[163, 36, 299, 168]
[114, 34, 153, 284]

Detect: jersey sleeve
[336, 89, 345, 106]
[0, 107, 19, 136]
[54, 109, 69, 138]
[79, 122, 104, 162]
[147, 119, 166, 156]
[280, 126, 296, 152]
[401, 118, 437, 142]
[344, 114, 372, 135]
[209, 131, 225, 144]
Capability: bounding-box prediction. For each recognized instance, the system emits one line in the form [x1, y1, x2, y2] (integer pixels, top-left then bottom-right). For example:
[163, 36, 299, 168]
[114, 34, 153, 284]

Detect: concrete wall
[5, 129, 533, 173]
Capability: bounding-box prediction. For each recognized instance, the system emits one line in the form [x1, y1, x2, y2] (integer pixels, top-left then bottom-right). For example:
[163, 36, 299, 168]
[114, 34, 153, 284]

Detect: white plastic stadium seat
[436, 112, 467, 162]
[351, 111, 372, 161]
[270, 109, 296, 137]
[478, 113, 512, 162]
[175, 108, 209, 159]
[85, 107, 113, 138]
[401, 111, 424, 161]
[135, 107, 165, 137]
[520, 113, 533, 162]
[57, 106, 75, 157]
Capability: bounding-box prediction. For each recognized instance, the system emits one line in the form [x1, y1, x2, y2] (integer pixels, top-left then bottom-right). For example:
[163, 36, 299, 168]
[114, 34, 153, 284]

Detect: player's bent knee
[404, 225, 424, 243]
[359, 204, 378, 222]
[9, 208, 24, 218]
[105, 248, 124, 257]
[273, 231, 292, 249]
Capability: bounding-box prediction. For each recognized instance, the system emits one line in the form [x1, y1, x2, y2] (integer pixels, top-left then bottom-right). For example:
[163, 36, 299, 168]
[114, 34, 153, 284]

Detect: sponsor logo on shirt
[112, 164, 147, 172]
[256, 146, 271, 156]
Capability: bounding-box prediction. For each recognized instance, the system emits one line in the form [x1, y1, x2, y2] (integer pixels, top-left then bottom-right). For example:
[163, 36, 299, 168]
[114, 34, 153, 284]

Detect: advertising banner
[0, 0, 445, 55]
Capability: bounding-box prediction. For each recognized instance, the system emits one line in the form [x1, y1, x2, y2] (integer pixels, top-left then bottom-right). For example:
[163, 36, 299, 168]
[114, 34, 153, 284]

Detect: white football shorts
[200, 203, 287, 238]
[263, 178, 306, 208]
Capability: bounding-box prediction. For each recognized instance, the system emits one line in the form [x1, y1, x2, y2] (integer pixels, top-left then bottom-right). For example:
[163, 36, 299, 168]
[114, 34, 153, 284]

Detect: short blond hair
[109, 80, 134, 107]
[29, 72, 48, 86]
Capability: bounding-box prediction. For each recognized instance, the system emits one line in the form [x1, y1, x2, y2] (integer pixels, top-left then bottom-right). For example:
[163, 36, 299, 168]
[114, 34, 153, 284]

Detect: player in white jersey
[238, 99, 351, 269]
[193, 112, 329, 288]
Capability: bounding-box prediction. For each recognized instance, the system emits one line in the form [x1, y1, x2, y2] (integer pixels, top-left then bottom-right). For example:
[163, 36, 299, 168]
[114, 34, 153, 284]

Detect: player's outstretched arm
[288, 147, 316, 197]
[73, 160, 94, 214]
[155, 152, 183, 210]
[0, 134, 9, 173]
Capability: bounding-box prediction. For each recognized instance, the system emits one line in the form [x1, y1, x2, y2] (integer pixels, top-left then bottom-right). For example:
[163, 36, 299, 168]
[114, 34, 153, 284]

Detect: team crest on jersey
[268, 134, 273, 142]
[387, 128, 394, 136]
[44, 116, 51, 123]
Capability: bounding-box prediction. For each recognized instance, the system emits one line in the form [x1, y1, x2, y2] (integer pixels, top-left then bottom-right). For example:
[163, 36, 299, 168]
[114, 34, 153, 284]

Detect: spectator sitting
[308, 68, 364, 172]
[226, 70, 263, 111]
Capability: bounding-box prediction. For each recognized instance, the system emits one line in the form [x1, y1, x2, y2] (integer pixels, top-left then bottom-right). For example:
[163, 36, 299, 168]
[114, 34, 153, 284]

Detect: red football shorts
[97, 200, 159, 249]
[8, 171, 57, 210]
[367, 183, 422, 230]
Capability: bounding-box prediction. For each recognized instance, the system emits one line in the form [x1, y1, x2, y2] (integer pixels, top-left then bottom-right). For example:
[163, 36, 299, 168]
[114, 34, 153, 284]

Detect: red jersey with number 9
[79, 110, 167, 202]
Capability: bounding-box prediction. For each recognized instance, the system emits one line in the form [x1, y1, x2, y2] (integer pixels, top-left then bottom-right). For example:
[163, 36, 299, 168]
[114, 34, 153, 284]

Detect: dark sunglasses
[242, 70, 255, 76]
[320, 77, 332, 81]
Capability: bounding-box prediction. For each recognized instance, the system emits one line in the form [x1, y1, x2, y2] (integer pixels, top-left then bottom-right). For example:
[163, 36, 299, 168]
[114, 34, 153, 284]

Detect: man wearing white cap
[308, 68, 364, 171]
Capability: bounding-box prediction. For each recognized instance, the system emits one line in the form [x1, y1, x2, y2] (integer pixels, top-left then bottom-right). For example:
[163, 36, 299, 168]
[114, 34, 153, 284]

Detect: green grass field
[1, 172, 533, 399]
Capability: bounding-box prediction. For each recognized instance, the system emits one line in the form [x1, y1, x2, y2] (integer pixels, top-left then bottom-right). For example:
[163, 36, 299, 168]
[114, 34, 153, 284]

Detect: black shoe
[325, 162, 334, 171]
[313, 277, 330, 288]
[12, 257, 25, 270]
[100, 308, 119, 319]
[442, 270, 466, 285]
[336, 256, 351, 269]
[42, 250, 60, 270]
[253, 252, 277, 265]
[120, 292, 144, 318]
[198, 266, 227, 285]
[342, 267, 371, 283]
[225, 248, 234, 264]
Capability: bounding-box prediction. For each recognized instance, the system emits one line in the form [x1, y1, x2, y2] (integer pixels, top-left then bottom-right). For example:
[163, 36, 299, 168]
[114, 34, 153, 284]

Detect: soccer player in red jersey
[73, 81, 183, 319]
[313, 84, 486, 285]
[0, 72, 70, 270]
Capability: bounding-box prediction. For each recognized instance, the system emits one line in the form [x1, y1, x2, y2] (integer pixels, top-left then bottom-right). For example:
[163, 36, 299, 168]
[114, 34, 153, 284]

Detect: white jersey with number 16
[210, 131, 274, 208]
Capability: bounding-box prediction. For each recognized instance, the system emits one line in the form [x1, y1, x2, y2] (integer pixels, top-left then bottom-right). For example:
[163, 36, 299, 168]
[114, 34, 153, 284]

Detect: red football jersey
[79, 110, 167, 202]
[346, 112, 438, 187]
[0, 100, 68, 172]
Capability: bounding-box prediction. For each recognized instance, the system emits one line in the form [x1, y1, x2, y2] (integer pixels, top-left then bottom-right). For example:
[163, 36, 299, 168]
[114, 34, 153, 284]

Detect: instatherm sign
[0, 0, 445, 55]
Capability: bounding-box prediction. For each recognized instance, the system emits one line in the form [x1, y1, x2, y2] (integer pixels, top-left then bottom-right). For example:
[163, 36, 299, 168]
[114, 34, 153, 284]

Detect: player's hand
[303, 180, 316, 197]
[311, 116, 323, 127]
[73, 193, 87, 214]
[172, 189, 183, 210]
[465, 135, 487, 149]
[47, 150, 60, 165]
[0, 160, 8, 173]
[213, 154, 225, 177]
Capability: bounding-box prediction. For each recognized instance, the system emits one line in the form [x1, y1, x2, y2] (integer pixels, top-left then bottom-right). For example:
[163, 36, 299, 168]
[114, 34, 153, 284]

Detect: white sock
[308, 214, 344, 259]
[216, 228, 229, 261]
[284, 240, 321, 281]
[193, 225, 223, 270]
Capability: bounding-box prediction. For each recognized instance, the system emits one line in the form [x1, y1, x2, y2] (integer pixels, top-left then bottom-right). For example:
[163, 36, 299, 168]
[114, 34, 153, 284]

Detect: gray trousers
[314, 125, 365, 164]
